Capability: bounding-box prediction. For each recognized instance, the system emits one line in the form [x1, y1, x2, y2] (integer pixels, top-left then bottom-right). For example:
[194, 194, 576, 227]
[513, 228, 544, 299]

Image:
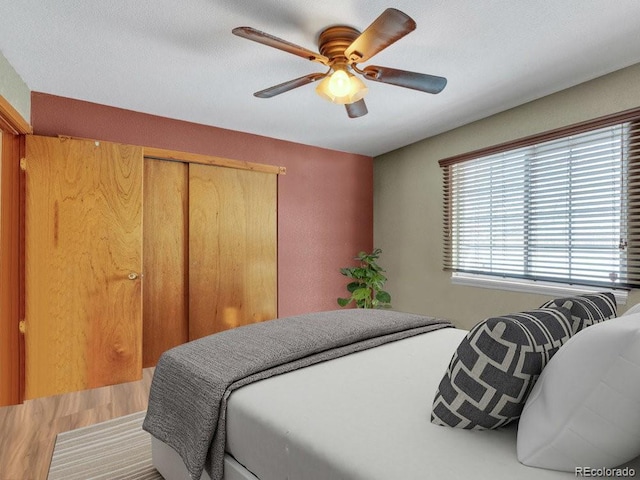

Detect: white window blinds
[441, 112, 640, 290]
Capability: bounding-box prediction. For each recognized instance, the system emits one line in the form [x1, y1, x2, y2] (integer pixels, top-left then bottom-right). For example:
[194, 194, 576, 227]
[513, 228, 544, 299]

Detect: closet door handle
[128, 272, 139, 280]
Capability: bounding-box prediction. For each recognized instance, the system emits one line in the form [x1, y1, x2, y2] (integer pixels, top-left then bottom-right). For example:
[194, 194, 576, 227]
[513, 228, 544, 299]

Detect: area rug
[48, 410, 162, 480]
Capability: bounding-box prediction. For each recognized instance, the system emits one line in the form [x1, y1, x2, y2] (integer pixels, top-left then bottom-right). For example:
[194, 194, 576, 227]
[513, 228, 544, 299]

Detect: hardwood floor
[0, 367, 154, 480]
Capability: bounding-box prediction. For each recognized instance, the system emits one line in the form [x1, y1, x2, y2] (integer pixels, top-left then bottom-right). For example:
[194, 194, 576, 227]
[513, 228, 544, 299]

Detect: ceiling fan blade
[254, 72, 327, 98]
[344, 9, 416, 63]
[345, 99, 368, 118]
[233, 27, 329, 65]
[362, 66, 447, 94]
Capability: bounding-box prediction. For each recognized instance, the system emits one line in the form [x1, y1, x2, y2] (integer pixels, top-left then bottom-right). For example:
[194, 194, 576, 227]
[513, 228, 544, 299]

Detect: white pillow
[623, 302, 640, 316]
[517, 313, 640, 471]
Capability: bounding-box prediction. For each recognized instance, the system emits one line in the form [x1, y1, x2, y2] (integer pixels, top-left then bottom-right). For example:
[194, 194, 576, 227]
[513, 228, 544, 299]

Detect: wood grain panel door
[24, 136, 143, 399]
[142, 159, 188, 367]
[189, 164, 277, 340]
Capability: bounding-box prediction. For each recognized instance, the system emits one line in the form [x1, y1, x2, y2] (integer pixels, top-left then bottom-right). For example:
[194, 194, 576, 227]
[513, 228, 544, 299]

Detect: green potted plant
[337, 248, 392, 309]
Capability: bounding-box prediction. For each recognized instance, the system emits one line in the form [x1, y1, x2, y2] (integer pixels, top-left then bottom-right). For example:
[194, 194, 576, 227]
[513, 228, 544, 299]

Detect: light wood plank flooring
[0, 367, 154, 480]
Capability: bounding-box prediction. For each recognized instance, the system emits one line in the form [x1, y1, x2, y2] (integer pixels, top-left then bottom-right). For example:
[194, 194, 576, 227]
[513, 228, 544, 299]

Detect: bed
[143, 301, 640, 480]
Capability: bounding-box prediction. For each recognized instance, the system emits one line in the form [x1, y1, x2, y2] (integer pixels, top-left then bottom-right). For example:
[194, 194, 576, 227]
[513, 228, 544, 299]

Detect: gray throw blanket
[142, 309, 452, 480]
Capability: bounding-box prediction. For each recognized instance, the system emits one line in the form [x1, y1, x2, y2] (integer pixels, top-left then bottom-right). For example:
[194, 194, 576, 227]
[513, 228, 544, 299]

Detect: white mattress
[152, 439, 258, 480]
[154, 327, 640, 479]
[225, 327, 637, 480]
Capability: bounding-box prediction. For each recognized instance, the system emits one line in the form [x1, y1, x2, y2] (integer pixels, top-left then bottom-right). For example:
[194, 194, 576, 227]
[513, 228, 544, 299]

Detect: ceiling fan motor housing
[318, 26, 361, 69]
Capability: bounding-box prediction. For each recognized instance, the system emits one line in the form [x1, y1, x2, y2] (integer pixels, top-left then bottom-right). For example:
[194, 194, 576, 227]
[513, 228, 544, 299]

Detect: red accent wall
[30, 92, 373, 317]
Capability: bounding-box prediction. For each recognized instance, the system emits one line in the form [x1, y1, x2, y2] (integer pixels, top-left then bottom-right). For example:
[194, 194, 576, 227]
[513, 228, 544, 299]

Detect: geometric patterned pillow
[539, 292, 617, 334]
[430, 307, 573, 430]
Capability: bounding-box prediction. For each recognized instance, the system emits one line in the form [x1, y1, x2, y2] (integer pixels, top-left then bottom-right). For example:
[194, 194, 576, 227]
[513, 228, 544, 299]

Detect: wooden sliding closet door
[189, 164, 277, 340]
[142, 159, 189, 367]
[24, 136, 143, 399]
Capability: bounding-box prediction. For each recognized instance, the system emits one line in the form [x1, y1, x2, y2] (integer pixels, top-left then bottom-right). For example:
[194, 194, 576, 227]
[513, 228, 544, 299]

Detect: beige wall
[0, 51, 30, 123]
[374, 62, 640, 330]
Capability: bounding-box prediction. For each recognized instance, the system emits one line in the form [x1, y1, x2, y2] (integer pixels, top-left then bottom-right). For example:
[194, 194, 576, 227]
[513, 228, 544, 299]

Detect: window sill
[451, 273, 628, 305]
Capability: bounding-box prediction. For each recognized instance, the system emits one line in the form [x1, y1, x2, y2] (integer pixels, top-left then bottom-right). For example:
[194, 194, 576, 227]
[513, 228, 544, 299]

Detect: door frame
[0, 95, 31, 405]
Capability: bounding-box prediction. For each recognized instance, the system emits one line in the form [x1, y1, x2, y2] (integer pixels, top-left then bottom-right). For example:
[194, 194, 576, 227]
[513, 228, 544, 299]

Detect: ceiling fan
[232, 8, 447, 118]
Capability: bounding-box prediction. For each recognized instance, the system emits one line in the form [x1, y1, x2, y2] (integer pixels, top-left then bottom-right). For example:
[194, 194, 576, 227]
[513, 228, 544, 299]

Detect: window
[440, 109, 640, 292]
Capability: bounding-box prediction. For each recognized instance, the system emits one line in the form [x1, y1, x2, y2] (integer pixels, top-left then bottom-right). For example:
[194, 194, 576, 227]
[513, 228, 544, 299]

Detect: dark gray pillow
[431, 307, 572, 430]
[539, 292, 617, 334]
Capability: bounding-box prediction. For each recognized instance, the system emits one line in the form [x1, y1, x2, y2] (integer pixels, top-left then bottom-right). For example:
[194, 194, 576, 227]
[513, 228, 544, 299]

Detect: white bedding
[154, 327, 640, 479]
[152, 440, 258, 480]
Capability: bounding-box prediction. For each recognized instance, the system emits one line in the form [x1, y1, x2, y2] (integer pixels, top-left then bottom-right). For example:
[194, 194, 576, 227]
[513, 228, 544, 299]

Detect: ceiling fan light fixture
[316, 69, 368, 105]
[328, 69, 351, 96]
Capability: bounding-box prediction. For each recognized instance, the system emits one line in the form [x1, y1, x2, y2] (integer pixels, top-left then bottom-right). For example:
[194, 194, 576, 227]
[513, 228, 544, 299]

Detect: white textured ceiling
[2, 1, 640, 157]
